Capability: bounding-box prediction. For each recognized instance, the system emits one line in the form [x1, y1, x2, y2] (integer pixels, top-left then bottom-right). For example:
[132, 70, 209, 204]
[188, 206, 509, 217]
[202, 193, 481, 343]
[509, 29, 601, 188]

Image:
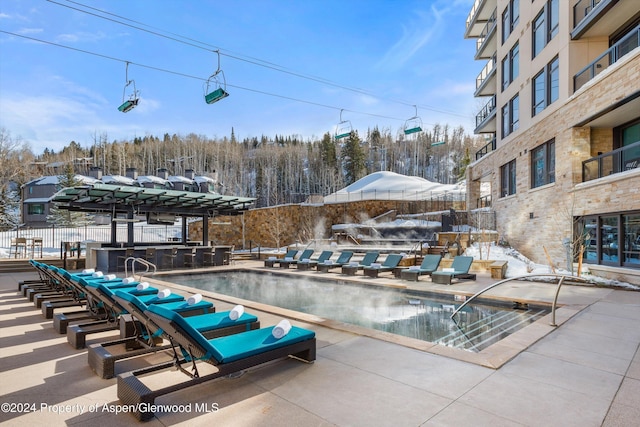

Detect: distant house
[21, 175, 99, 227]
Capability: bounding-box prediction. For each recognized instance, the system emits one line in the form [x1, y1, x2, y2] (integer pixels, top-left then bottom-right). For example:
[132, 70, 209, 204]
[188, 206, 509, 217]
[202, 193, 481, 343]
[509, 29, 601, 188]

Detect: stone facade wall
[466, 49, 640, 270]
[189, 198, 466, 249]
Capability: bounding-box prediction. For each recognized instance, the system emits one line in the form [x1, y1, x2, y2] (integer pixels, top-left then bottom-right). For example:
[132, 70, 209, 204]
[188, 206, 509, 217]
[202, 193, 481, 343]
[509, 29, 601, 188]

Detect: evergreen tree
[340, 131, 365, 185]
[46, 164, 93, 227]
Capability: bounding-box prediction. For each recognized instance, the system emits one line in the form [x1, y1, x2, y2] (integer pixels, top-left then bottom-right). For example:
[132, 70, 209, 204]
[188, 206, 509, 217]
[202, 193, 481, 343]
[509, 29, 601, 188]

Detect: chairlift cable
[0, 30, 406, 123]
[47, 0, 467, 118]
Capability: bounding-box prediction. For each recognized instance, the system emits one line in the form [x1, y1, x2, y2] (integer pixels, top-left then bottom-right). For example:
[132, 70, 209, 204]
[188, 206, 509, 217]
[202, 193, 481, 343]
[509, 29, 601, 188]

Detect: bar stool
[14, 237, 28, 258]
[183, 248, 197, 268]
[31, 237, 43, 258]
[145, 247, 157, 266]
[162, 247, 179, 269]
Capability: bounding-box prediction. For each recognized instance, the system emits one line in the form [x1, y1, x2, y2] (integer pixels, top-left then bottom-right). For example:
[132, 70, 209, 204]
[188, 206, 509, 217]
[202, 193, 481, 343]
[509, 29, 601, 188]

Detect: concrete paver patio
[1, 265, 639, 426]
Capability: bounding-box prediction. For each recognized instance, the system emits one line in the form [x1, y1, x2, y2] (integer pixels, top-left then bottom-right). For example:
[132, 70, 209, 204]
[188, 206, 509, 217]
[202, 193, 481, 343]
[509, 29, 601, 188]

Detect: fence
[0, 224, 183, 255]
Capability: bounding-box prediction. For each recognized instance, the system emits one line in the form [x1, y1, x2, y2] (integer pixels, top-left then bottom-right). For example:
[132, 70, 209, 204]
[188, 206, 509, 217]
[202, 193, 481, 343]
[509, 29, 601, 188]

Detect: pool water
[168, 271, 549, 352]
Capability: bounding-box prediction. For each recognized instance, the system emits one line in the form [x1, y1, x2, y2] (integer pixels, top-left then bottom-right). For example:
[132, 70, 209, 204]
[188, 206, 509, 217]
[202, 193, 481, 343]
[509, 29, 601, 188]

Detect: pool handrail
[449, 273, 588, 326]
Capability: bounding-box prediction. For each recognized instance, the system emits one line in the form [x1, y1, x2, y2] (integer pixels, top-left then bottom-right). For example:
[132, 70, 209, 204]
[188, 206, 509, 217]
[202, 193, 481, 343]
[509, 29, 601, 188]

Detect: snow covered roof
[23, 175, 99, 187]
[168, 175, 194, 184]
[101, 175, 138, 186]
[324, 171, 465, 203]
[137, 175, 170, 185]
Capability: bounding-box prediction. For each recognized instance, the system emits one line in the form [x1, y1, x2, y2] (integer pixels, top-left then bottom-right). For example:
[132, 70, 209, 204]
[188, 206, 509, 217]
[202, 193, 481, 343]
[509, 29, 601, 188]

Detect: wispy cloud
[55, 31, 107, 44]
[375, 5, 445, 71]
[17, 27, 43, 35]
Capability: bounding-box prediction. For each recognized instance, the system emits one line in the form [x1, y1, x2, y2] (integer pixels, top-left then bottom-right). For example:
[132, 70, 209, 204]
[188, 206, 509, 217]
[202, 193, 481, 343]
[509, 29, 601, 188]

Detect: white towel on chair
[229, 305, 244, 320]
[122, 277, 135, 284]
[82, 268, 95, 274]
[92, 271, 103, 278]
[272, 319, 292, 339]
[104, 274, 117, 281]
[187, 294, 202, 305]
[157, 289, 171, 299]
[136, 281, 149, 291]
[408, 266, 420, 271]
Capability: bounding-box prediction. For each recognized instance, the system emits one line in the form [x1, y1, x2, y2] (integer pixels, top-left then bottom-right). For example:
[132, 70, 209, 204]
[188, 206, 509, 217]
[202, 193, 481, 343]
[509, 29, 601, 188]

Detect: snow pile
[324, 171, 465, 203]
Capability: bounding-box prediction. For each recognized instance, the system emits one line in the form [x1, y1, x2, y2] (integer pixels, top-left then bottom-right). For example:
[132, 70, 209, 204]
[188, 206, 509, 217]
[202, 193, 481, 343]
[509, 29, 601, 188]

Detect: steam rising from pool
[168, 271, 548, 352]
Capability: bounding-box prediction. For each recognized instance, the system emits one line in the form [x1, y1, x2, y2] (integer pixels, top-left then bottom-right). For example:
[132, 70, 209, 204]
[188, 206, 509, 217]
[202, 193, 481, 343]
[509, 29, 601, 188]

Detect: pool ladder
[124, 257, 157, 281]
[449, 273, 587, 326]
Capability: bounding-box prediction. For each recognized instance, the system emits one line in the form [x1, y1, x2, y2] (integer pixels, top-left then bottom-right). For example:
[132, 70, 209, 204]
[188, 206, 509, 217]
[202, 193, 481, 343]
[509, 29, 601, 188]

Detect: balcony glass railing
[475, 136, 496, 160]
[574, 25, 640, 92]
[475, 9, 497, 53]
[573, 0, 603, 29]
[466, 0, 484, 31]
[582, 140, 640, 182]
[476, 55, 496, 91]
[475, 95, 496, 128]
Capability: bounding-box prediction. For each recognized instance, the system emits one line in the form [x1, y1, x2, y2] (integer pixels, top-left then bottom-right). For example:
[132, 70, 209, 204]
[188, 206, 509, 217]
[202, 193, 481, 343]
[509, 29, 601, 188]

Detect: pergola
[50, 183, 255, 247]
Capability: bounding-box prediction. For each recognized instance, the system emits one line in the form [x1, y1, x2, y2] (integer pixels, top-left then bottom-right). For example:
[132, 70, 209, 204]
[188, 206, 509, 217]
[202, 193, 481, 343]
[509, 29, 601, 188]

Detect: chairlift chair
[403, 105, 423, 135]
[334, 109, 353, 140]
[204, 50, 229, 105]
[118, 62, 140, 113]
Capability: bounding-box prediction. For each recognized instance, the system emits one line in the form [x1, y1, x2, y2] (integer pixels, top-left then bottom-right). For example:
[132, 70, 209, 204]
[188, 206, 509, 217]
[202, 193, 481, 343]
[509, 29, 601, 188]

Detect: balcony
[572, 0, 637, 39]
[574, 25, 640, 92]
[474, 95, 497, 134]
[475, 9, 497, 60]
[582, 140, 640, 182]
[465, 0, 497, 39]
[475, 135, 496, 161]
[475, 55, 497, 97]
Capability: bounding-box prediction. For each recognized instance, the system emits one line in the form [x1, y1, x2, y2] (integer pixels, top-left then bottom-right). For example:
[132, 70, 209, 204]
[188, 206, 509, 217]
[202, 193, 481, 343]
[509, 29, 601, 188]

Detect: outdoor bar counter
[92, 245, 232, 273]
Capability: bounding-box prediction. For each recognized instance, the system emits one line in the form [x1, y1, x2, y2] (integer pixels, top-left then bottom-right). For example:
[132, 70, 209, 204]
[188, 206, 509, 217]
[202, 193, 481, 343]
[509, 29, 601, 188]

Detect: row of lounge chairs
[18, 260, 316, 421]
[264, 250, 477, 284]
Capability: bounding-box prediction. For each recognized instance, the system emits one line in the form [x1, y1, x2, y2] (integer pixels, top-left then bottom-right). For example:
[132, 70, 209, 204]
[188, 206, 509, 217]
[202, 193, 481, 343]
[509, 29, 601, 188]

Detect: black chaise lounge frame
[118, 305, 316, 421]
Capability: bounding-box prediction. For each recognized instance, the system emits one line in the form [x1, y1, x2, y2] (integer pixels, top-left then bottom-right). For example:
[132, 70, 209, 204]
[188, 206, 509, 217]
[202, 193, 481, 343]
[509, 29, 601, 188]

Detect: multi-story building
[465, 0, 640, 284]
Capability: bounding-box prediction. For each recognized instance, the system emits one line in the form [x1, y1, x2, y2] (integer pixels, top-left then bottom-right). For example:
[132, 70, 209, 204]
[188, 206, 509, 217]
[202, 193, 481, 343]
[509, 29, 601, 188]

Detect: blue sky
[0, 0, 478, 154]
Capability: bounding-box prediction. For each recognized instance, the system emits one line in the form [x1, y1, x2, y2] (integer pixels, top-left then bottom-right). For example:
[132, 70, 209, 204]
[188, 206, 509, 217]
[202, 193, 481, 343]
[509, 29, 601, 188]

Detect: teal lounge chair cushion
[147, 304, 315, 364]
[185, 311, 258, 333]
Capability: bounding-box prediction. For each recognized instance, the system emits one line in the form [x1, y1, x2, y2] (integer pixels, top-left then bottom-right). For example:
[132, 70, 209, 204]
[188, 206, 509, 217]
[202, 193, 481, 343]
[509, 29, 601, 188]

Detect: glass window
[501, 43, 519, 91]
[533, 70, 545, 115]
[512, 43, 519, 80]
[502, 56, 510, 91]
[512, 95, 519, 132]
[549, 56, 559, 103]
[27, 204, 45, 215]
[502, 0, 520, 44]
[601, 216, 619, 263]
[500, 159, 517, 197]
[531, 138, 555, 188]
[532, 56, 559, 116]
[623, 214, 640, 265]
[532, 0, 558, 58]
[533, 11, 545, 57]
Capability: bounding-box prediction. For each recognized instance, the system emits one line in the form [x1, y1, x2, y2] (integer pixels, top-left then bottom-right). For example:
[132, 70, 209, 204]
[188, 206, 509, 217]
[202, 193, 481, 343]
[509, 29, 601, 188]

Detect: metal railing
[475, 95, 496, 128]
[449, 274, 588, 326]
[582, 140, 640, 182]
[573, 0, 603, 29]
[475, 136, 496, 160]
[475, 9, 497, 55]
[574, 25, 640, 92]
[475, 55, 496, 92]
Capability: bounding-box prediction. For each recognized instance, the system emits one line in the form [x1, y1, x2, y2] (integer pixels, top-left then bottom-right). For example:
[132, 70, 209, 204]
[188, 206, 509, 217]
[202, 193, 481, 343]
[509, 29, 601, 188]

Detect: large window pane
[533, 12, 545, 57]
[533, 71, 545, 115]
[624, 214, 640, 265]
[549, 57, 559, 103]
[512, 95, 519, 131]
[601, 216, 619, 263]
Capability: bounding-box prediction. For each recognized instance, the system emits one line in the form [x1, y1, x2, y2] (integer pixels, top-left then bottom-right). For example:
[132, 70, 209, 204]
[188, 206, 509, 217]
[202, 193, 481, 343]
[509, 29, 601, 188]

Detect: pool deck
[2, 262, 640, 426]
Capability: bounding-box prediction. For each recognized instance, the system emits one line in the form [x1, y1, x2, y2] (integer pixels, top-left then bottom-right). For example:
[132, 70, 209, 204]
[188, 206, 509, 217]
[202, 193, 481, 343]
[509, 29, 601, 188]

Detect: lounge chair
[66, 278, 207, 349]
[316, 251, 353, 272]
[431, 256, 476, 285]
[363, 254, 404, 278]
[400, 254, 443, 281]
[88, 290, 259, 379]
[264, 249, 297, 268]
[118, 303, 316, 421]
[280, 249, 314, 268]
[341, 251, 380, 275]
[297, 250, 333, 270]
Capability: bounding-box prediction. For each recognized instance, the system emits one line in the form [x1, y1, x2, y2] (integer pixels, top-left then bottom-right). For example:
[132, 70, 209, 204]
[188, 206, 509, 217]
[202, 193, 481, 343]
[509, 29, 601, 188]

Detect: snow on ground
[464, 242, 640, 291]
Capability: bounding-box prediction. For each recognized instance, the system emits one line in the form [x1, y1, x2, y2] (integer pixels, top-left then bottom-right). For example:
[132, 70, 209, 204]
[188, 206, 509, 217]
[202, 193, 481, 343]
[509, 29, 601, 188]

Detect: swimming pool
[167, 271, 549, 352]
